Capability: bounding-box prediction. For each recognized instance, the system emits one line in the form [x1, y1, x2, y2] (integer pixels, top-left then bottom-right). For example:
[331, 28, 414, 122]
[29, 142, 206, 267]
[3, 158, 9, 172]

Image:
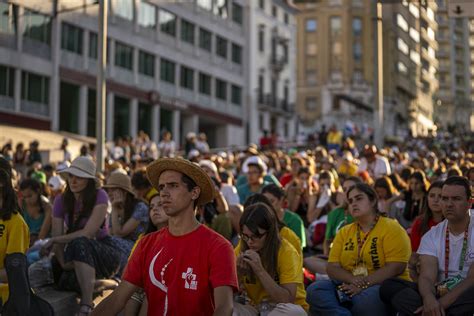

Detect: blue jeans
[306, 280, 388, 316]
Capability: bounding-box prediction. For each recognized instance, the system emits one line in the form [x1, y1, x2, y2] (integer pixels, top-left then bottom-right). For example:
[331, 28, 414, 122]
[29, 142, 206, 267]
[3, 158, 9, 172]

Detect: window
[305, 97, 316, 111]
[397, 14, 408, 32]
[138, 1, 156, 28]
[284, 13, 289, 24]
[258, 25, 265, 52]
[61, 23, 83, 54]
[306, 43, 317, 56]
[258, 74, 264, 102]
[180, 66, 194, 90]
[89, 32, 97, 59]
[353, 42, 362, 61]
[232, 43, 242, 64]
[115, 42, 133, 70]
[0, 3, 17, 34]
[0, 65, 14, 97]
[215, 78, 227, 100]
[397, 38, 409, 55]
[138, 102, 152, 136]
[272, 5, 277, 17]
[216, 36, 227, 58]
[231, 85, 242, 105]
[59, 82, 80, 133]
[427, 7, 435, 21]
[199, 73, 211, 95]
[306, 70, 317, 85]
[197, 0, 212, 11]
[159, 9, 176, 36]
[306, 19, 317, 32]
[352, 18, 362, 37]
[114, 0, 133, 20]
[409, 27, 420, 42]
[213, 0, 228, 19]
[139, 50, 154, 77]
[427, 27, 435, 40]
[199, 28, 212, 52]
[259, 0, 265, 10]
[409, 3, 419, 18]
[330, 16, 341, 36]
[160, 58, 175, 83]
[23, 9, 51, 44]
[181, 19, 195, 44]
[114, 96, 130, 138]
[21, 71, 49, 104]
[232, 2, 243, 24]
[410, 50, 421, 65]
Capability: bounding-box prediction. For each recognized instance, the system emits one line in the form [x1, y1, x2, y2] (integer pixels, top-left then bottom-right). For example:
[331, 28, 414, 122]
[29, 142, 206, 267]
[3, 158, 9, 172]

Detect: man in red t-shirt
[92, 158, 238, 316]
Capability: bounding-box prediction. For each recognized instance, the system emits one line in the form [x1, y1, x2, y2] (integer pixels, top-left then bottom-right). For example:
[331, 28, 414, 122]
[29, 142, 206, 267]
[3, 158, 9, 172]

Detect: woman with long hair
[407, 181, 444, 282]
[373, 176, 398, 215]
[0, 160, 30, 306]
[19, 178, 52, 245]
[42, 157, 121, 316]
[104, 172, 149, 273]
[234, 202, 308, 315]
[306, 183, 411, 315]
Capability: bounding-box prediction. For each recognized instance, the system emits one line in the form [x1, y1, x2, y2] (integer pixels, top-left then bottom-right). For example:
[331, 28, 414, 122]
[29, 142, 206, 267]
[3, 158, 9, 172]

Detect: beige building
[434, 0, 474, 131]
[295, 0, 439, 137]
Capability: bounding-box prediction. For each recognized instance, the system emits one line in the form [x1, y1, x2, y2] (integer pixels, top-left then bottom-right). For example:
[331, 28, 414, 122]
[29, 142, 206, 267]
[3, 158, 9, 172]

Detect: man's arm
[213, 286, 234, 316]
[439, 263, 474, 309]
[417, 255, 444, 315]
[91, 281, 138, 316]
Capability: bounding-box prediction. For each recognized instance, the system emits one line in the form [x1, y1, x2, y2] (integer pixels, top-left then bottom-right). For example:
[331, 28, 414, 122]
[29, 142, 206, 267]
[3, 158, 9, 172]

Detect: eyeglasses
[240, 232, 267, 243]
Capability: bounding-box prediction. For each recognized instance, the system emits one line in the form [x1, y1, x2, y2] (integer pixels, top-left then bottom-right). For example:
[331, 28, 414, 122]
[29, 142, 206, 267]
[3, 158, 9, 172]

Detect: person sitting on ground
[0, 158, 30, 306]
[130, 168, 157, 203]
[237, 160, 273, 205]
[234, 202, 308, 315]
[103, 173, 149, 274]
[42, 157, 122, 316]
[286, 166, 318, 227]
[380, 176, 474, 315]
[306, 183, 411, 316]
[92, 157, 238, 315]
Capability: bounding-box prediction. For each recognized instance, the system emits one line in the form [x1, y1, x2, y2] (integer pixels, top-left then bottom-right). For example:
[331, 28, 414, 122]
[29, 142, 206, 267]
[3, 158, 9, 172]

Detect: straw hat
[59, 156, 96, 179]
[103, 172, 135, 195]
[146, 158, 214, 206]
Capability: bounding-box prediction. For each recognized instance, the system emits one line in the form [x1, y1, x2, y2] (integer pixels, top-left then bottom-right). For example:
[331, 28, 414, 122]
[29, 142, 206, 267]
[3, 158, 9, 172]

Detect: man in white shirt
[379, 176, 474, 315]
[357, 145, 391, 179]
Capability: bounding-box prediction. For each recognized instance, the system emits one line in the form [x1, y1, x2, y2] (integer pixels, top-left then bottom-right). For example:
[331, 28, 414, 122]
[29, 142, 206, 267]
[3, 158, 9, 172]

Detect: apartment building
[0, 0, 247, 147]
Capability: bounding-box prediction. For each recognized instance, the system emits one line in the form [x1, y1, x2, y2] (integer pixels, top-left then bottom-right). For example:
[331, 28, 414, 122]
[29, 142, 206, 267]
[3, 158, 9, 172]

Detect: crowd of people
[0, 127, 473, 315]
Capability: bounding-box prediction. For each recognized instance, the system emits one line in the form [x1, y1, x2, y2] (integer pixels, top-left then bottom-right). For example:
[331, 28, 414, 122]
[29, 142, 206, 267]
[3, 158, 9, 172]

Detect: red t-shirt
[123, 225, 238, 315]
[410, 217, 439, 251]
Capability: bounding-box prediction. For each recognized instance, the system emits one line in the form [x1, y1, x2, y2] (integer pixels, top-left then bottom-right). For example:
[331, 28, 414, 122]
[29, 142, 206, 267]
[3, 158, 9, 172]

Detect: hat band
[69, 165, 95, 177]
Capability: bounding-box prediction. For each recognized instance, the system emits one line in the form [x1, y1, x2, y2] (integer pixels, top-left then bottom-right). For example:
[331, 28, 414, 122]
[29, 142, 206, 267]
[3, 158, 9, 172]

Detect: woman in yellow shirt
[234, 202, 307, 315]
[306, 183, 411, 316]
[0, 160, 30, 305]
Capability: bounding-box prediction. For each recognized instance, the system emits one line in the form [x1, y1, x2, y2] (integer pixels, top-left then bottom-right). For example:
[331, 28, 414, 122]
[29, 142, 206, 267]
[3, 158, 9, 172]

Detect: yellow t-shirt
[235, 239, 308, 311]
[328, 216, 411, 281]
[0, 212, 30, 303]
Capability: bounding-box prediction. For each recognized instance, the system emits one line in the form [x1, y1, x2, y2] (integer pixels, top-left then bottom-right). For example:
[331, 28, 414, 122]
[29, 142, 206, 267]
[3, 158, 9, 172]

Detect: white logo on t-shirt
[181, 267, 197, 290]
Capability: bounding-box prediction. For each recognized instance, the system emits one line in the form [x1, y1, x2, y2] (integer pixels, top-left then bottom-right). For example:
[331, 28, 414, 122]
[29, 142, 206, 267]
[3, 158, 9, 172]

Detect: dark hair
[243, 193, 285, 230]
[19, 178, 45, 214]
[0, 169, 19, 220]
[443, 176, 471, 200]
[261, 184, 285, 200]
[374, 176, 398, 199]
[239, 203, 280, 279]
[297, 166, 311, 176]
[346, 182, 379, 213]
[420, 181, 444, 236]
[0, 157, 12, 178]
[123, 191, 141, 227]
[400, 167, 414, 183]
[343, 176, 362, 185]
[247, 163, 264, 174]
[131, 169, 151, 190]
[63, 178, 98, 233]
[144, 193, 160, 234]
[181, 174, 198, 208]
[408, 171, 429, 193]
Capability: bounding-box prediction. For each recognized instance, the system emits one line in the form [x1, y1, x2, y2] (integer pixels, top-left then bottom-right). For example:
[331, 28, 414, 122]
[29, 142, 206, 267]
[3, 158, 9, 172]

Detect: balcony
[270, 55, 287, 73]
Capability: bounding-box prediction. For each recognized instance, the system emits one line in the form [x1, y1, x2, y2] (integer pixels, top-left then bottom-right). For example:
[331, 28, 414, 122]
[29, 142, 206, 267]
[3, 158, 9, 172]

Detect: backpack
[1, 252, 54, 316]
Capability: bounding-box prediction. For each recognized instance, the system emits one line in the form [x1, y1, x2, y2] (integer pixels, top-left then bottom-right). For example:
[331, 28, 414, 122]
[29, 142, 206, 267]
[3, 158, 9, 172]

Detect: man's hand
[414, 296, 445, 316]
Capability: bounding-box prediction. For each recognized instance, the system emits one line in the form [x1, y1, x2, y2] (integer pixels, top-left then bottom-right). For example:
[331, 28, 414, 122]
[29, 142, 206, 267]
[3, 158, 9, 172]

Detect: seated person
[306, 183, 411, 316]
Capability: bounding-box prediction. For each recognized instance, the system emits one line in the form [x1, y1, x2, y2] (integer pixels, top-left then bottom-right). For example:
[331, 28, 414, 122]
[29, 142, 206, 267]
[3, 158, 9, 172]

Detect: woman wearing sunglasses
[233, 202, 307, 315]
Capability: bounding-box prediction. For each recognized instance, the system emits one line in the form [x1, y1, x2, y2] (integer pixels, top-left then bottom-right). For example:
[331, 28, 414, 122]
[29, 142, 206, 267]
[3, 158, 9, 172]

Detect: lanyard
[444, 220, 470, 279]
[356, 215, 380, 263]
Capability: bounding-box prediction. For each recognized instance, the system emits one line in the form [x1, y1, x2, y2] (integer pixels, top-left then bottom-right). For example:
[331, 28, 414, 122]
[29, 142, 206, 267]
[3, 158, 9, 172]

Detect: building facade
[0, 0, 247, 148]
[295, 0, 439, 138]
[434, 0, 474, 131]
[246, 0, 298, 145]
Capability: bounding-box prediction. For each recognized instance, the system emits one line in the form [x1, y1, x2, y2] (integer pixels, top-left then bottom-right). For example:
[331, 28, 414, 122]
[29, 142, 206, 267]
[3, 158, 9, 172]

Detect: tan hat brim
[59, 166, 96, 179]
[103, 183, 135, 196]
[146, 158, 215, 206]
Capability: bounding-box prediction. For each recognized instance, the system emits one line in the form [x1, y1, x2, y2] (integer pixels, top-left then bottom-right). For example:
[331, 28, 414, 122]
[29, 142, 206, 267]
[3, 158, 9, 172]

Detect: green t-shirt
[237, 181, 272, 204]
[325, 207, 353, 240]
[283, 210, 306, 248]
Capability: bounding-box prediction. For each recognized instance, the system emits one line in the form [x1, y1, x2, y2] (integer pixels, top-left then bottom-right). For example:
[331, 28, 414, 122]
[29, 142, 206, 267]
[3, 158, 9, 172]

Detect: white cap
[48, 175, 66, 191]
[242, 156, 268, 174]
[199, 159, 218, 176]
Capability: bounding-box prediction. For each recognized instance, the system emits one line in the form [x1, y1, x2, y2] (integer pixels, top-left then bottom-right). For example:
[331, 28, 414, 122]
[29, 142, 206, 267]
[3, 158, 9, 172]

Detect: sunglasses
[240, 231, 267, 243]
